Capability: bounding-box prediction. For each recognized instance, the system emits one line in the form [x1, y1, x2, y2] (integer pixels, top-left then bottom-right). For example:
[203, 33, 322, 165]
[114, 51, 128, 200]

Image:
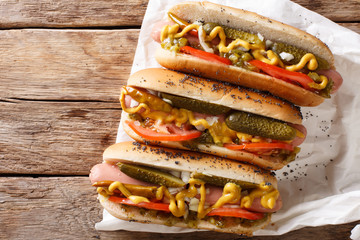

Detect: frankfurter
[151, 1, 343, 106]
[90, 141, 282, 236]
[120, 68, 307, 170]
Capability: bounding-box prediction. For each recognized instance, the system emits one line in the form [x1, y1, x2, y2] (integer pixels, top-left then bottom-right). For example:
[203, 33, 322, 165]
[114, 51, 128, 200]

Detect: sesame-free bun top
[103, 141, 278, 188]
[168, 1, 334, 66]
[127, 68, 302, 125]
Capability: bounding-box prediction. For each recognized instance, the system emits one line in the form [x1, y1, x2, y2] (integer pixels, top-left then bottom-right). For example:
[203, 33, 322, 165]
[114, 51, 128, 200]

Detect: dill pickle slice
[225, 111, 296, 141]
[271, 42, 329, 70]
[222, 25, 263, 45]
[118, 163, 186, 188]
[124, 184, 157, 199]
[202, 22, 263, 45]
[160, 92, 231, 115]
[192, 173, 258, 189]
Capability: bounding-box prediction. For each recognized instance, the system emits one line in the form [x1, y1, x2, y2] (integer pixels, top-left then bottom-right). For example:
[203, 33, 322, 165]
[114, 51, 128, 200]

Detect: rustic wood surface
[0, 0, 359, 239]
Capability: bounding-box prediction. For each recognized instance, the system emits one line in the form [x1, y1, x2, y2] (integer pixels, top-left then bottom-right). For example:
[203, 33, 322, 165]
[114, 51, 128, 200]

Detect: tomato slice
[109, 196, 264, 220]
[224, 142, 294, 151]
[108, 196, 171, 212]
[180, 46, 232, 65]
[125, 120, 202, 141]
[249, 60, 314, 90]
[207, 207, 264, 220]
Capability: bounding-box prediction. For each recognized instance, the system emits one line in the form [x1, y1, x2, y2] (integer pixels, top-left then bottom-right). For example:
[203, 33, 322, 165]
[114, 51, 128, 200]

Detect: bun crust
[169, 1, 334, 65]
[104, 141, 278, 187]
[154, 1, 334, 107]
[98, 194, 271, 236]
[127, 68, 302, 124]
[155, 48, 324, 107]
[122, 113, 286, 171]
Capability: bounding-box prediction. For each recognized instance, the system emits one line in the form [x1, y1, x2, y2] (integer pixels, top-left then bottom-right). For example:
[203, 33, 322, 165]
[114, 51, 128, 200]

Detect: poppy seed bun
[154, 1, 335, 106]
[98, 194, 271, 236]
[104, 141, 277, 187]
[169, 1, 334, 64]
[126, 68, 302, 125]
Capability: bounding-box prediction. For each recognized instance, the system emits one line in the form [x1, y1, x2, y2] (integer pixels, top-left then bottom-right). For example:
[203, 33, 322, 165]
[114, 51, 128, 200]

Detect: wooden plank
[293, 0, 360, 22]
[0, 0, 147, 28]
[1, 23, 358, 103]
[339, 22, 360, 34]
[0, 100, 121, 175]
[0, 177, 358, 240]
[0, 29, 137, 102]
[0, 0, 358, 29]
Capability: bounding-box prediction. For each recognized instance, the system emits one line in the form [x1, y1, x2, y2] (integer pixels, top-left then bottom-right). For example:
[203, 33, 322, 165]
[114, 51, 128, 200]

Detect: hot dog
[120, 68, 307, 170]
[152, 1, 343, 106]
[90, 141, 283, 236]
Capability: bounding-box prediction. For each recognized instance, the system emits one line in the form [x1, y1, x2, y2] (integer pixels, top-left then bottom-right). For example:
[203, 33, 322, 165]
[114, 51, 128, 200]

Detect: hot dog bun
[168, 1, 333, 63]
[121, 68, 303, 170]
[94, 142, 277, 235]
[104, 141, 277, 186]
[154, 1, 338, 106]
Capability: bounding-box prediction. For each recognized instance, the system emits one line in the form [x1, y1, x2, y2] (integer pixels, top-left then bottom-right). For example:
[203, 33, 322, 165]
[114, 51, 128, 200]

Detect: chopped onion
[205, 116, 219, 126]
[198, 26, 214, 53]
[162, 98, 173, 105]
[194, 124, 206, 131]
[181, 171, 191, 183]
[257, 33, 264, 41]
[169, 170, 181, 178]
[266, 40, 273, 48]
[129, 99, 139, 108]
[280, 52, 295, 61]
[168, 187, 183, 195]
[189, 198, 200, 212]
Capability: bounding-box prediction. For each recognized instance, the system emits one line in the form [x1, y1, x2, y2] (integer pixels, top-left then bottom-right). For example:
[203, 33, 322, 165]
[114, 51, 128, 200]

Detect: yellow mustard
[241, 182, 279, 209]
[160, 22, 328, 90]
[97, 179, 279, 218]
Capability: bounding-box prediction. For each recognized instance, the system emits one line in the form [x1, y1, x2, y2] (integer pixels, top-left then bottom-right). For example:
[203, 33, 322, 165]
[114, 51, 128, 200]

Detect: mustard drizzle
[160, 21, 328, 90]
[96, 179, 279, 219]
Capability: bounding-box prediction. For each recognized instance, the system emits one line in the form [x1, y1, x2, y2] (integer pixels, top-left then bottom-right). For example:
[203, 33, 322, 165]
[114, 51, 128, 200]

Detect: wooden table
[1, 1, 359, 239]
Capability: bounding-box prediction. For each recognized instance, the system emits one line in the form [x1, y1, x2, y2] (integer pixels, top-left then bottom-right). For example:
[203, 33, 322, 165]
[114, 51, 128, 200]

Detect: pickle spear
[118, 163, 186, 188]
[202, 22, 263, 45]
[160, 92, 231, 115]
[192, 173, 258, 189]
[271, 42, 329, 70]
[225, 111, 296, 141]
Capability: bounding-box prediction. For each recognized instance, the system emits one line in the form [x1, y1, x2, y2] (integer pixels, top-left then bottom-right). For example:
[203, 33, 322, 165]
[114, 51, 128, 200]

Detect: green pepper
[168, 12, 189, 29]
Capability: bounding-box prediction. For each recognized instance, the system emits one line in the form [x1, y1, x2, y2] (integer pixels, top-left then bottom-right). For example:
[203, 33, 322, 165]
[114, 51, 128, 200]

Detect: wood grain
[339, 22, 360, 34]
[0, 100, 121, 175]
[0, 0, 359, 239]
[0, 29, 136, 102]
[0, 177, 358, 240]
[0, 0, 147, 28]
[0, 0, 358, 29]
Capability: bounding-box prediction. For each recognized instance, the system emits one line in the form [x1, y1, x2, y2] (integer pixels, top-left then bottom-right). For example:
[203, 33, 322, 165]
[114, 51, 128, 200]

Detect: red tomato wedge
[125, 120, 202, 141]
[207, 207, 264, 220]
[249, 60, 314, 90]
[224, 142, 294, 151]
[109, 196, 264, 220]
[188, 29, 198, 37]
[180, 46, 232, 65]
[108, 196, 171, 212]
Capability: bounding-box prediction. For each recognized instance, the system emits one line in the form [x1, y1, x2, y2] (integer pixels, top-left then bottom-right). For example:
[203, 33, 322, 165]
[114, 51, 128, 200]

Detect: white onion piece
[198, 26, 214, 53]
[280, 52, 295, 61]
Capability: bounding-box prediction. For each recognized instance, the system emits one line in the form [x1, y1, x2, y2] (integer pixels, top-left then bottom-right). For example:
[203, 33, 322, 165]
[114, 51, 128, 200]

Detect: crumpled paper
[95, 0, 360, 236]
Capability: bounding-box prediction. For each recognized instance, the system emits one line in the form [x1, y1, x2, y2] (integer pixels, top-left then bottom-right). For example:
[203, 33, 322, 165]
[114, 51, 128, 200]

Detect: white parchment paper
[95, 0, 360, 236]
